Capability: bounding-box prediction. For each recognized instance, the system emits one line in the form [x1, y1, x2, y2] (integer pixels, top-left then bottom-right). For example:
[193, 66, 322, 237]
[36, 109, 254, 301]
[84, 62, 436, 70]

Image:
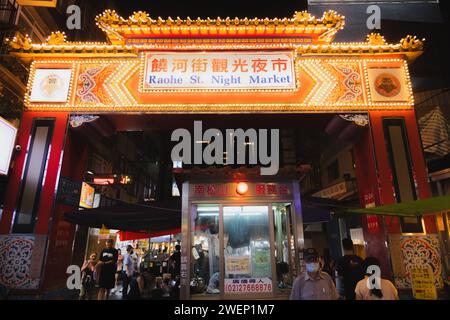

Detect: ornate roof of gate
[95, 10, 345, 45]
[5, 10, 424, 62]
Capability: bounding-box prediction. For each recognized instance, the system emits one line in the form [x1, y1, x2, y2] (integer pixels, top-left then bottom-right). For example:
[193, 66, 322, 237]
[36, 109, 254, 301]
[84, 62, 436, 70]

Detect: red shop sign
[366, 215, 380, 234]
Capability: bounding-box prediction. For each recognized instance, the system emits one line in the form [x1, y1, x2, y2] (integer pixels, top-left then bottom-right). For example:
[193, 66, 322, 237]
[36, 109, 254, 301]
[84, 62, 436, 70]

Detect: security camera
[15, 145, 21, 152]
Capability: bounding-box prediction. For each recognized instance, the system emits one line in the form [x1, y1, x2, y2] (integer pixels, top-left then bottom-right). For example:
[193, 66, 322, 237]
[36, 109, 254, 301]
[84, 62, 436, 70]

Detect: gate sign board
[142, 51, 296, 91]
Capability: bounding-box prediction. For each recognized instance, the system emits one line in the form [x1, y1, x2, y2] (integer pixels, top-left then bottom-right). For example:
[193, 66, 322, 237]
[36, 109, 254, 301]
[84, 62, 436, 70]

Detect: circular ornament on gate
[39, 73, 64, 98]
[374, 73, 401, 97]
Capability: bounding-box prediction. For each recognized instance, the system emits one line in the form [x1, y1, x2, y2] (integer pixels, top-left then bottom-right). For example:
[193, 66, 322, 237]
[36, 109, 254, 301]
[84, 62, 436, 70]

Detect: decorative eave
[6, 31, 424, 63]
[95, 9, 346, 45]
[5, 32, 139, 62]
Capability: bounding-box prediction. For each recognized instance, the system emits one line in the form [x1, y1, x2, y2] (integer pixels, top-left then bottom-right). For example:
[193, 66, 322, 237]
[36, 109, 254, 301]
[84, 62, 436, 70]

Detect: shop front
[181, 181, 302, 299]
[0, 8, 437, 298]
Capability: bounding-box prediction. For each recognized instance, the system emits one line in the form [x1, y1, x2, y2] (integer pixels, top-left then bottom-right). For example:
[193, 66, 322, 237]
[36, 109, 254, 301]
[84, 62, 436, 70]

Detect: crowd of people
[290, 238, 399, 300]
[78, 239, 181, 300]
[79, 237, 397, 300]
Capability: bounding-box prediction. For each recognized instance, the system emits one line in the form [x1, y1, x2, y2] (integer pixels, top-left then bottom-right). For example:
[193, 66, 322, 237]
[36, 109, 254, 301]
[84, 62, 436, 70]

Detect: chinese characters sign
[190, 182, 292, 199]
[224, 278, 272, 294]
[366, 215, 380, 234]
[142, 51, 296, 91]
[410, 266, 437, 300]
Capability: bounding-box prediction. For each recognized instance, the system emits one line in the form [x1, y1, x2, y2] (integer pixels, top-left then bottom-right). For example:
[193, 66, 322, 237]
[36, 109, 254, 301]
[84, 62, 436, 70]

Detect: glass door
[190, 204, 221, 297]
[222, 205, 275, 297]
[272, 203, 295, 289]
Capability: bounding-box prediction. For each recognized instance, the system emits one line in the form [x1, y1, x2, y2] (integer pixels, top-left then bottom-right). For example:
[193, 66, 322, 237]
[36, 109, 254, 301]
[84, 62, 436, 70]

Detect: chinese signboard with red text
[189, 182, 293, 199]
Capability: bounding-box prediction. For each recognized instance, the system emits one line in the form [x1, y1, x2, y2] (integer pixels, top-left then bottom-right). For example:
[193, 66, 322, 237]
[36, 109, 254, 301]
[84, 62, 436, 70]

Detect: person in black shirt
[169, 244, 181, 278]
[97, 238, 118, 300]
[335, 238, 364, 300]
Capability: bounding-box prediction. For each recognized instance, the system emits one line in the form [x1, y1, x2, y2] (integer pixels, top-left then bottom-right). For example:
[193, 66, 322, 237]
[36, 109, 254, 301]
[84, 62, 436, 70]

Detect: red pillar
[402, 110, 436, 233]
[0, 111, 69, 291]
[353, 110, 433, 279]
[41, 129, 89, 291]
[353, 126, 392, 279]
[370, 110, 434, 232]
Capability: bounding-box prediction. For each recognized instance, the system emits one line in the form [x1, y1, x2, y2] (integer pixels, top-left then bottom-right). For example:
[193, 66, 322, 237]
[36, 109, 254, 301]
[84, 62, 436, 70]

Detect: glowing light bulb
[236, 182, 249, 195]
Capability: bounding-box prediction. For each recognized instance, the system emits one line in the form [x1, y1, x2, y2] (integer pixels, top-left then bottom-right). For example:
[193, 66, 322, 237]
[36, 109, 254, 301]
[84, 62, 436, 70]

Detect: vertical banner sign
[366, 215, 380, 234]
[364, 192, 376, 208]
[143, 51, 296, 91]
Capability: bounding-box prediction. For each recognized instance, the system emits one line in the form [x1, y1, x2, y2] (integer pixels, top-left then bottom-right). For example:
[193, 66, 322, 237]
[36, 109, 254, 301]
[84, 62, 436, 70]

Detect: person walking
[97, 239, 118, 300]
[355, 256, 399, 300]
[122, 245, 136, 299]
[169, 244, 181, 278]
[290, 248, 339, 300]
[320, 248, 335, 278]
[79, 252, 98, 300]
[335, 238, 365, 300]
[111, 248, 124, 295]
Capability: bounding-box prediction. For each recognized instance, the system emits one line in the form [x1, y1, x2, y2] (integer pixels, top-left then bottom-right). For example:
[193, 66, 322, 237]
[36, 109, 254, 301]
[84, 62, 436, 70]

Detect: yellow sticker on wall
[410, 266, 437, 300]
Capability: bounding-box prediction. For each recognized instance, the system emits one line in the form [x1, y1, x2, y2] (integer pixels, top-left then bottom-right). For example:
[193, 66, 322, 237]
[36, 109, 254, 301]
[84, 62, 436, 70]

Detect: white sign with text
[0, 117, 17, 175]
[143, 51, 296, 90]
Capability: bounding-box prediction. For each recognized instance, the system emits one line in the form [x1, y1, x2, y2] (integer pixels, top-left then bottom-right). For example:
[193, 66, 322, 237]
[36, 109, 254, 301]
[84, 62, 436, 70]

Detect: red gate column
[370, 110, 434, 230]
[0, 111, 69, 292]
[402, 110, 435, 232]
[41, 128, 89, 292]
[354, 110, 433, 280]
[353, 123, 393, 279]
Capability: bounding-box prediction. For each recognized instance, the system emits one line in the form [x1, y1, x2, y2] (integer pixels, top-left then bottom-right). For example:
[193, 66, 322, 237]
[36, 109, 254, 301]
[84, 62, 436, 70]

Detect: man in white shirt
[122, 245, 136, 299]
[290, 248, 339, 300]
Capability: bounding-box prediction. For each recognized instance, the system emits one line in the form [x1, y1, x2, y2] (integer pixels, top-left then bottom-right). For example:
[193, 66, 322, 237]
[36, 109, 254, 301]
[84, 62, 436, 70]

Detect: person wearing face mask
[289, 248, 339, 300]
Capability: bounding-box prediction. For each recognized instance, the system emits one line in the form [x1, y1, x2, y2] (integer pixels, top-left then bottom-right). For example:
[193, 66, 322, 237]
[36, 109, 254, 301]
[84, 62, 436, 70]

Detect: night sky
[113, 0, 307, 19]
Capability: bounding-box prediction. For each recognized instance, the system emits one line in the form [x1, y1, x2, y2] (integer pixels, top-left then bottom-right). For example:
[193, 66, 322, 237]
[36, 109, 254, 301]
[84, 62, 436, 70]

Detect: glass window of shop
[188, 200, 299, 298]
[190, 204, 221, 295]
[223, 206, 274, 295]
[273, 203, 295, 288]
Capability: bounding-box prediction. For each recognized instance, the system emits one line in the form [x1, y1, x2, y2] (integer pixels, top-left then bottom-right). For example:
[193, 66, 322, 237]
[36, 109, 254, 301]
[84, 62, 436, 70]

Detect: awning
[118, 229, 181, 241]
[64, 199, 181, 234]
[346, 195, 450, 217]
